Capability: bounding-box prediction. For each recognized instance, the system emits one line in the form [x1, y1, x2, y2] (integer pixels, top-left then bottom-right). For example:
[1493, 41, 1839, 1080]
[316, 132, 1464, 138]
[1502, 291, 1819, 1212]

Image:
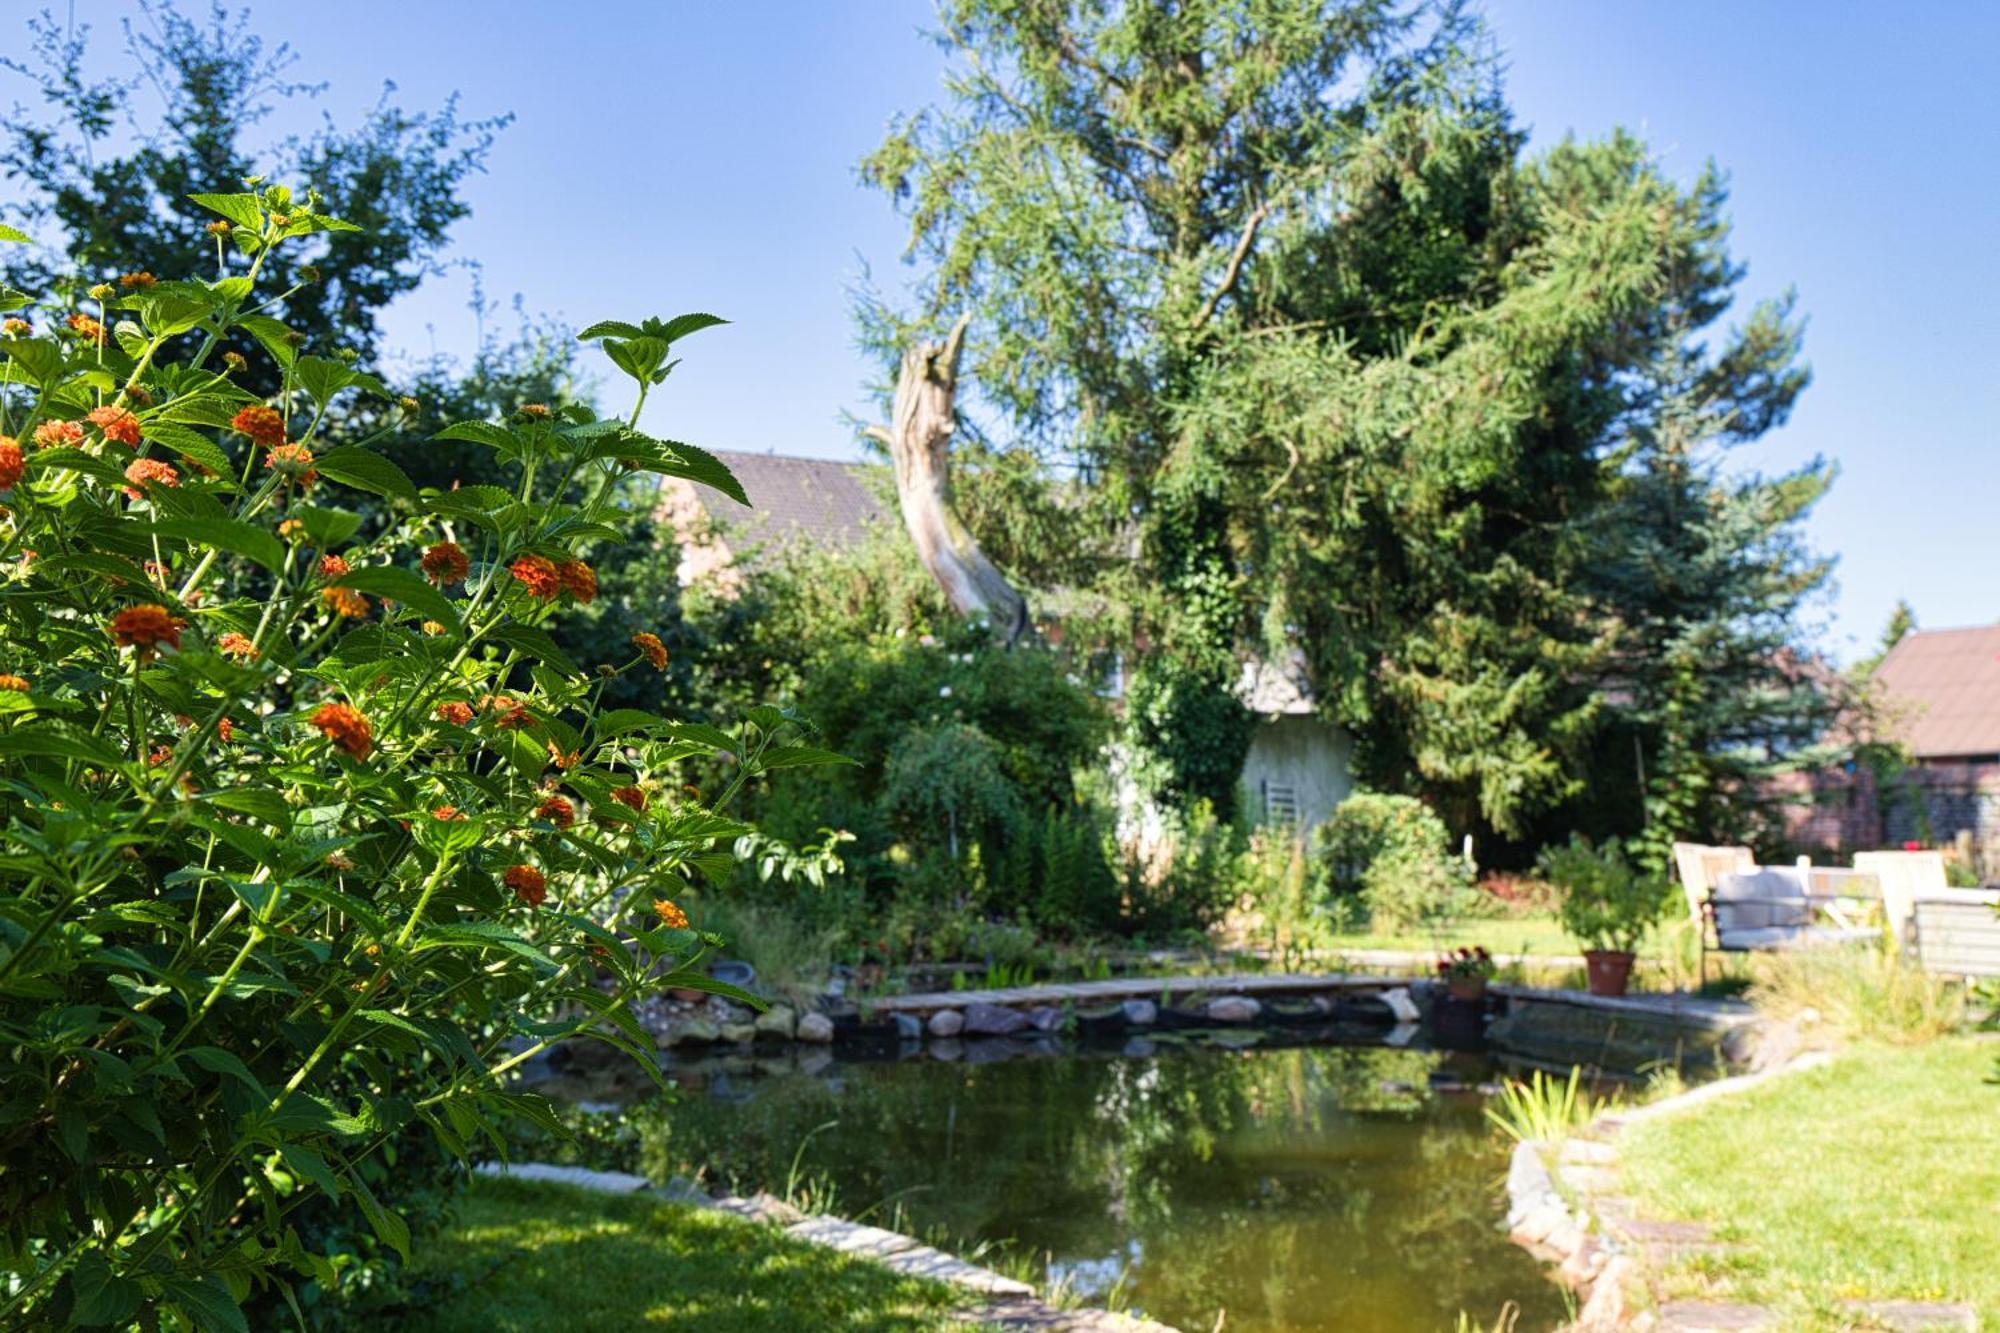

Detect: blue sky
[14, 1, 1997, 657]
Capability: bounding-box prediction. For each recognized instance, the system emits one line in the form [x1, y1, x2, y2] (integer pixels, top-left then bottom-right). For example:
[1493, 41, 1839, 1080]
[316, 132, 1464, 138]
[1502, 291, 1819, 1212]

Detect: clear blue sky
[16, 1, 1998, 658]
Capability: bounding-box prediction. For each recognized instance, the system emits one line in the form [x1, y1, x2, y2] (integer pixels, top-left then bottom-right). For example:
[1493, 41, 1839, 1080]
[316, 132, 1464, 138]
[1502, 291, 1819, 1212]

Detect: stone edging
[1505, 1050, 1976, 1331]
[476, 1161, 1176, 1332]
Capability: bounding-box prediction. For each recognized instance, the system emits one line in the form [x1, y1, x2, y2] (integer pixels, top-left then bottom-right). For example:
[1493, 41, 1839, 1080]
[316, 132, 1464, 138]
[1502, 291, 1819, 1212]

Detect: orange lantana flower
[436, 700, 475, 726]
[67, 313, 105, 343]
[631, 632, 668, 671]
[0, 673, 29, 693]
[652, 898, 689, 930]
[231, 405, 288, 447]
[33, 420, 84, 449]
[121, 457, 179, 500]
[555, 559, 596, 604]
[431, 804, 466, 821]
[502, 864, 547, 906]
[0, 437, 22, 491]
[318, 554, 351, 578]
[87, 405, 142, 448]
[534, 794, 576, 829]
[321, 586, 369, 619]
[264, 443, 317, 487]
[479, 693, 534, 729]
[508, 554, 561, 600]
[609, 785, 647, 814]
[309, 702, 373, 760]
[421, 541, 469, 586]
[107, 605, 186, 657]
[217, 632, 260, 659]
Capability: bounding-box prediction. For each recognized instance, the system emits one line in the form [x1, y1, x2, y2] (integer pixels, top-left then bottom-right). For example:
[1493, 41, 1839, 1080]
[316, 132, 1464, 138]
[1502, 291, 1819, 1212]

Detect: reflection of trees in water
[632, 1045, 1563, 1332]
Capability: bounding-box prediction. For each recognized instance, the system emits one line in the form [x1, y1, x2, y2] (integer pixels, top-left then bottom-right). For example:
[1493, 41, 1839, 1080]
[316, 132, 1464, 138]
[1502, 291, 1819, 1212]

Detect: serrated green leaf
[0, 727, 123, 766]
[234, 313, 296, 368]
[486, 623, 579, 676]
[754, 745, 856, 772]
[314, 446, 415, 501]
[68, 1251, 141, 1326]
[277, 1144, 341, 1201]
[0, 222, 30, 244]
[162, 1276, 250, 1333]
[186, 1046, 268, 1099]
[187, 192, 264, 233]
[140, 421, 237, 485]
[334, 565, 459, 632]
[151, 517, 285, 574]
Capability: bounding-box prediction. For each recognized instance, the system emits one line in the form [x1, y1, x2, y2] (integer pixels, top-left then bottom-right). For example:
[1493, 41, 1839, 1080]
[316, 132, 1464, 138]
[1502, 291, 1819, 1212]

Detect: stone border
[1505, 1051, 1977, 1331]
[477, 1161, 1177, 1332]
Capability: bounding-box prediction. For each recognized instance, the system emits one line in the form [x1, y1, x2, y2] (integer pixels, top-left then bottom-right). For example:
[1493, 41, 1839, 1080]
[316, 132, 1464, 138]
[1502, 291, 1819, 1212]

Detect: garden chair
[1672, 841, 1756, 932]
[1700, 866, 1879, 980]
[1906, 887, 2000, 979]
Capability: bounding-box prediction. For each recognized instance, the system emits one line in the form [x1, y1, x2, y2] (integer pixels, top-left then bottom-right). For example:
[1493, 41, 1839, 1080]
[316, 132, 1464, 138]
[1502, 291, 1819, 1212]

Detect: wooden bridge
[859, 971, 1415, 1015]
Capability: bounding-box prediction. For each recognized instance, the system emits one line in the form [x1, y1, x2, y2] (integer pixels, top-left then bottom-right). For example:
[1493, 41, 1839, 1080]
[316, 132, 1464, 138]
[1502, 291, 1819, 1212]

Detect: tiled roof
[684, 450, 891, 554]
[1874, 625, 2000, 758]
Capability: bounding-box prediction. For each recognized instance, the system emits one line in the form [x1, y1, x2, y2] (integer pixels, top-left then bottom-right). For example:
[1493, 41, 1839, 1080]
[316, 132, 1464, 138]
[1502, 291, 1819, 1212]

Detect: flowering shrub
[0, 190, 830, 1327]
[1434, 946, 1495, 984]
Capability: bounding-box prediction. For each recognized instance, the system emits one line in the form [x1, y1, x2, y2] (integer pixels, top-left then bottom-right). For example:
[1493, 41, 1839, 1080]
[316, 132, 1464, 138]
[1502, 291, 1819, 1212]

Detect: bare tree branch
[1192, 200, 1270, 329]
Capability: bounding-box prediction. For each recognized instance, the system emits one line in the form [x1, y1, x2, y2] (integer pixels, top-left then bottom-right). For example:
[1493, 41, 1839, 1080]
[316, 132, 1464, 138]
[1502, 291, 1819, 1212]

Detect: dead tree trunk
[868, 316, 1030, 644]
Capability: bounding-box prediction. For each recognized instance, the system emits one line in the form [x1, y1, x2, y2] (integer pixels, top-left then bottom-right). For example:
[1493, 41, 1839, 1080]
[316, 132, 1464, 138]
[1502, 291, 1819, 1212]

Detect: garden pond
[543, 1032, 1571, 1332]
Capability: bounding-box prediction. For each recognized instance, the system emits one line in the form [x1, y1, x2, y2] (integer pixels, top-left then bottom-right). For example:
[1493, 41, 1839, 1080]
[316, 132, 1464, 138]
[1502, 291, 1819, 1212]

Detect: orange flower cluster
[264, 443, 317, 487]
[321, 587, 369, 619]
[436, 700, 475, 726]
[107, 605, 186, 656]
[502, 864, 547, 906]
[0, 437, 21, 491]
[479, 693, 534, 729]
[121, 458, 179, 500]
[421, 541, 469, 586]
[218, 717, 235, 743]
[609, 785, 647, 814]
[217, 632, 260, 659]
[231, 405, 288, 447]
[1, 318, 28, 337]
[0, 673, 28, 692]
[631, 632, 668, 671]
[87, 406, 142, 448]
[652, 898, 689, 929]
[508, 554, 561, 599]
[431, 805, 466, 821]
[310, 702, 373, 760]
[319, 554, 351, 578]
[67, 313, 105, 343]
[534, 794, 576, 828]
[555, 559, 596, 603]
[518, 402, 552, 420]
[119, 271, 156, 290]
[33, 420, 84, 449]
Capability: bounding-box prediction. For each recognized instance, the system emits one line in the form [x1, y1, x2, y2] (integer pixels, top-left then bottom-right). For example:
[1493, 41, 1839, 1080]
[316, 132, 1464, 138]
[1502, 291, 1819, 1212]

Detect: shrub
[1309, 792, 1471, 930]
[1538, 835, 1674, 954]
[882, 721, 1023, 878]
[0, 191, 819, 1326]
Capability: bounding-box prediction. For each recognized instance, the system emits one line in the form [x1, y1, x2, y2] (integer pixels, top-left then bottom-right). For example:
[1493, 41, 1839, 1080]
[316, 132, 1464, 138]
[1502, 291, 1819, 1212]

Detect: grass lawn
[1617, 1036, 2000, 1329]
[367, 1176, 984, 1332]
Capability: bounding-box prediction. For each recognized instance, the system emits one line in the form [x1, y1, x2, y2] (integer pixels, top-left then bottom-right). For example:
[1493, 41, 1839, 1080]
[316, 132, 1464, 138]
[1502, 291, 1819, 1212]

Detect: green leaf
[656, 312, 729, 343]
[0, 222, 30, 244]
[0, 337, 63, 386]
[186, 1046, 269, 1100]
[334, 565, 460, 633]
[0, 726, 123, 766]
[295, 355, 358, 406]
[576, 320, 646, 341]
[67, 1251, 142, 1326]
[207, 789, 291, 824]
[652, 967, 766, 1011]
[433, 420, 521, 452]
[134, 289, 211, 338]
[417, 923, 557, 972]
[278, 1144, 342, 1201]
[187, 192, 264, 233]
[668, 722, 738, 752]
[291, 504, 363, 548]
[151, 517, 286, 574]
[314, 447, 416, 501]
[140, 421, 237, 484]
[161, 1277, 250, 1333]
[594, 708, 668, 738]
[234, 314, 296, 368]
[486, 623, 579, 677]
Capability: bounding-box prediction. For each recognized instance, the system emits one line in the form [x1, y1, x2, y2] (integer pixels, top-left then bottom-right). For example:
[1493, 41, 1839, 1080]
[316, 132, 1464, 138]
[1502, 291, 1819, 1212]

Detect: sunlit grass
[371, 1176, 982, 1332]
[1617, 1038, 2000, 1328]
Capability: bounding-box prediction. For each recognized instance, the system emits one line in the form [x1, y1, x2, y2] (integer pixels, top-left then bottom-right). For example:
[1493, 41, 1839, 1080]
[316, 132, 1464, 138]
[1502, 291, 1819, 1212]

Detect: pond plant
[0, 189, 829, 1327]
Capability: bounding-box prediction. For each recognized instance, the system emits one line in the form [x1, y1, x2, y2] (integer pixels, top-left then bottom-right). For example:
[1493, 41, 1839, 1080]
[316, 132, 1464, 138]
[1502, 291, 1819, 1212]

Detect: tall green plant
[1538, 836, 1673, 955]
[0, 190, 828, 1327]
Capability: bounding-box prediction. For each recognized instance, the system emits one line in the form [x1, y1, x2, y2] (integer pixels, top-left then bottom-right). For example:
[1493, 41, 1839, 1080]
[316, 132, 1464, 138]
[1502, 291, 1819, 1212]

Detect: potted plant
[1538, 836, 1674, 996]
[1435, 946, 1496, 1001]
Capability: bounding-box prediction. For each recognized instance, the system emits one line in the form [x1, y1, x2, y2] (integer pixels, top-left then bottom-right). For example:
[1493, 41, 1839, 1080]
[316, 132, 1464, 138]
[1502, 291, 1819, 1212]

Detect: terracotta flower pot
[1446, 977, 1487, 1002]
[1583, 949, 1635, 997]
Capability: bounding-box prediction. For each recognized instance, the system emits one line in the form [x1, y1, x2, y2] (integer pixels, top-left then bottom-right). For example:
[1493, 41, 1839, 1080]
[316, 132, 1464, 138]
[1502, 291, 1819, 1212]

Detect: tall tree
[861, 0, 1829, 844]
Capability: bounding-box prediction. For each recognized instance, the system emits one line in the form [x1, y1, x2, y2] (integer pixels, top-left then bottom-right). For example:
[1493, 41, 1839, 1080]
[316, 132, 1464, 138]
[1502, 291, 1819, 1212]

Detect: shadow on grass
[372, 1176, 972, 1332]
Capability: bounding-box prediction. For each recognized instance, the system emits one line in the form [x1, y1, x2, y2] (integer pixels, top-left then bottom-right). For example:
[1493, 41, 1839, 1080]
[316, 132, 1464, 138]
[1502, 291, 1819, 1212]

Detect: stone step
[1844, 1300, 1978, 1332]
[473, 1160, 650, 1192]
[1657, 1300, 1773, 1331]
[872, 1243, 1037, 1298]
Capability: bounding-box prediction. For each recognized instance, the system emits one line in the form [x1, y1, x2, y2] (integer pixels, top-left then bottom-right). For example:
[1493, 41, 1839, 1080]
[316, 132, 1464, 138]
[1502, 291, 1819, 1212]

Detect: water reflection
[579, 1040, 1564, 1332]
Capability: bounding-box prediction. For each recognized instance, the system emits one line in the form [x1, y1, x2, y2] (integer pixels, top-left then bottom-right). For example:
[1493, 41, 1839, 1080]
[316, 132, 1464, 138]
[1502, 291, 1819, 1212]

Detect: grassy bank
[1617, 1037, 2000, 1328]
[366, 1176, 981, 1332]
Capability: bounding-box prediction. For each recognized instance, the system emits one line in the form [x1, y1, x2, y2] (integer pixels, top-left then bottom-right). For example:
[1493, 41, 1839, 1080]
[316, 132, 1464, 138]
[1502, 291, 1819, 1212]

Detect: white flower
[939, 685, 953, 698]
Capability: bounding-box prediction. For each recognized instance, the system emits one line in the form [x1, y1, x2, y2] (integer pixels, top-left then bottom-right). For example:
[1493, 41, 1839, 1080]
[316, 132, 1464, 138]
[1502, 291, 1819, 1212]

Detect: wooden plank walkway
[861, 971, 1410, 1014]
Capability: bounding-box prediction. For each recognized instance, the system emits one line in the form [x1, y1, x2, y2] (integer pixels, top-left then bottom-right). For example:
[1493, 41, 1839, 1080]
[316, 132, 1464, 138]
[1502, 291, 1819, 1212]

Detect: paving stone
[1844, 1300, 1978, 1331]
[873, 1244, 1036, 1297]
[1559, 1164, 1621, 1196]
[786, 1215, 922, 1259]
[1657, 1300, 1774, 1331]
[1557, 1138, 1620, 1166]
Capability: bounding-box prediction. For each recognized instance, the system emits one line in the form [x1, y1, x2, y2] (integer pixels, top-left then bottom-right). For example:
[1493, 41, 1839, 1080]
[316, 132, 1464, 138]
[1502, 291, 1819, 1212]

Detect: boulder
[753, 1004, 796, 1040]
[1206, 995, 1262, 1024]
[660, 1018, 721, 1048]
[720, 1022, 757, 1045]
[927, 1008, 965, 1037]
[892, 1012, 924, 1041]
[1120, 999, 1158, 1027]
[927, 1037, 965, 1061]
[796, 1012, 835, 1044]
[1027, 1006, 1066, 1033]
[963, 1002, 1030, 1036]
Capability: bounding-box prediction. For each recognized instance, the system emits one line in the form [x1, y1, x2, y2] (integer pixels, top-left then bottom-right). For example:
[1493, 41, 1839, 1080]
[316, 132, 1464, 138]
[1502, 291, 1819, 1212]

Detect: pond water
[565, 1036, 1567, 1332]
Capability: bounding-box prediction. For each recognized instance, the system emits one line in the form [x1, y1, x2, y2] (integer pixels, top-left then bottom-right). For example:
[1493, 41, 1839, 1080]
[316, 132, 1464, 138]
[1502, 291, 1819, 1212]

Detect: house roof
[695, 450, 890, 551]
[1874, 625, 2000, 758]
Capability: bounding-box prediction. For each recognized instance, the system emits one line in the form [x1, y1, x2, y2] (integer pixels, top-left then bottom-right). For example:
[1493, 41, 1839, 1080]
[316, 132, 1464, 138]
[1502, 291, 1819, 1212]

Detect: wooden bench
[1700, 867, 1878, 980]
[1908, 889, 2000, 978]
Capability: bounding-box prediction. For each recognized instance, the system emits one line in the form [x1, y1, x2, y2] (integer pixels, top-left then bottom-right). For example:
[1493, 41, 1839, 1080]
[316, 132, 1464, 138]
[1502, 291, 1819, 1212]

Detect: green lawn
[368, 1176, 983, 1332]
[1617, 1037, 2000, 1329]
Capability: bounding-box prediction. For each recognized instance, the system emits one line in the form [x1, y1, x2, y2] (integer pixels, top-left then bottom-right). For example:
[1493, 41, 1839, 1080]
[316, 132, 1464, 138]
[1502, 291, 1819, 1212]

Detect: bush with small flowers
[0, 190, 832, 1328]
